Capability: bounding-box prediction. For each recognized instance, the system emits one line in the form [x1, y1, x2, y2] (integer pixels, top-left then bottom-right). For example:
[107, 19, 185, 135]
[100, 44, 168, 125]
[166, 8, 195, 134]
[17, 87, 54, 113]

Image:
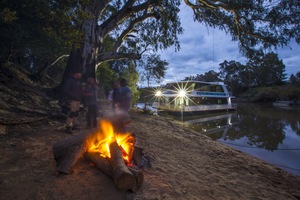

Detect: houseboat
[152, 81, 237, 113]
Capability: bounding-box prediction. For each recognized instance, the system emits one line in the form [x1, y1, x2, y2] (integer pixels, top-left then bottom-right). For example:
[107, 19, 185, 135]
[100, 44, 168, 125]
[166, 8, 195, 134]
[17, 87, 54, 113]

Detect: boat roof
[164, 80, 225, 85]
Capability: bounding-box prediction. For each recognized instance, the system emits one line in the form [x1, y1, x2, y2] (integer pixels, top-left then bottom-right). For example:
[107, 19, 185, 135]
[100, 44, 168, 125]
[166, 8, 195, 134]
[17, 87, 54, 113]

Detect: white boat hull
[153, 103, 237, 112]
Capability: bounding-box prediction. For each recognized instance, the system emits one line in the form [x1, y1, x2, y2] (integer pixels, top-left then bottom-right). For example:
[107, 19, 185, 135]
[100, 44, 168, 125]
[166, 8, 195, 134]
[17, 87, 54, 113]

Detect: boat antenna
[212, 28, 215, 68]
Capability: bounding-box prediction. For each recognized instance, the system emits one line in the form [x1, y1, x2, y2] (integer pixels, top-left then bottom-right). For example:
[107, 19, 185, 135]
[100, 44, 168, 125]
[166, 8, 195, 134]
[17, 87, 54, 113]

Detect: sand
[1, 108, 300, 200]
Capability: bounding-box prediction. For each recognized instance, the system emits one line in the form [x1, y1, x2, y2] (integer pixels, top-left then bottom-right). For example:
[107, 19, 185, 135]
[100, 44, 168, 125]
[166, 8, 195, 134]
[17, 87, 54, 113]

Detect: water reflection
[183, 113, 237, 138]
[180, 103, 300, 177]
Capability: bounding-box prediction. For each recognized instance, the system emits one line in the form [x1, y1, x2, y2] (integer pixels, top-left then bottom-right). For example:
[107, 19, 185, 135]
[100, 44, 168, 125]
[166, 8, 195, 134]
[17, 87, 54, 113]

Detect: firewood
[132, 146, 143, 166]
[52, 128, 100, 174]
[128, 166, 144, 192]
[109, 141, 136, 191]
[84, 151, 144, 192]
[84, 152, 112, 176]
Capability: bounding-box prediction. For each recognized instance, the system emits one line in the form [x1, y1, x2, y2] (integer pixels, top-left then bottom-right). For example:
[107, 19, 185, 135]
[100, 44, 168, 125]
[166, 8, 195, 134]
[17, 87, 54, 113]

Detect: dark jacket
[82, 83, 97, 105]
[119, 86, 132, 111]
[63, 76, 82, 101]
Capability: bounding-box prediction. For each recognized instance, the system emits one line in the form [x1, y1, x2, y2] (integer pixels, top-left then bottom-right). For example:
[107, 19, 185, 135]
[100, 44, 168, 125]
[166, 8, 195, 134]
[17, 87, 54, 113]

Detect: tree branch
[98, 0, 157, 40]
[111, 12, 160, 52]
[97, 52, 141, 65]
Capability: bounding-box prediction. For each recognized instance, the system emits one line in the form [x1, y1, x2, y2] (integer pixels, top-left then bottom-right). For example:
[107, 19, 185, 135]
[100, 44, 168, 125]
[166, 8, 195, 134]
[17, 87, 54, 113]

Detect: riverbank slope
[0, 65, 300, 199]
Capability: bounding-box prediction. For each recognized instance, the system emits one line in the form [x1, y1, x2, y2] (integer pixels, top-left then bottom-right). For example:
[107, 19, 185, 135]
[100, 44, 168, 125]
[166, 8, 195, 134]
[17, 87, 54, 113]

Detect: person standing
[63, 70, 83, 134]
[82, 77, 98, 129]
[111, 80, 121, 113]
[119, 78, 132, 113]
[108, 78, 132, 133]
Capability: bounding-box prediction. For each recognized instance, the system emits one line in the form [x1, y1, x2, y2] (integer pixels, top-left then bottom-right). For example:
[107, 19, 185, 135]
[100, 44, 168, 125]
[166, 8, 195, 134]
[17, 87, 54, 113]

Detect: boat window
[215, 85, 224, 92]
[188, 97, 228, 105]
[164, 82, 195, 93]
[195, 83, 224, 93]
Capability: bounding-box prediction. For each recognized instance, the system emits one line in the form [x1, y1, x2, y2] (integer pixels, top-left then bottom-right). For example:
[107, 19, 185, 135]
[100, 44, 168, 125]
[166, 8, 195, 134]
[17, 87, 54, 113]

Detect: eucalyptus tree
[67, 0, 299, 82]
[247, 52, 286, 86]
[62, 0, 182, 84]
[3, 0, 299, 90]
[219, 60, 246, 93]
[186, 70, 221, 82]
[140, 54, 168, 87]
[289, 71, 300, 86]
[183, 0, 300, 57]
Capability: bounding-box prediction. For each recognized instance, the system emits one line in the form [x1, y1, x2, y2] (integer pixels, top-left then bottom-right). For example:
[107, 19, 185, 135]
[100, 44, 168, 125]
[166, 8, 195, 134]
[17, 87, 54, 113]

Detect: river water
[136, 103, 300, 177]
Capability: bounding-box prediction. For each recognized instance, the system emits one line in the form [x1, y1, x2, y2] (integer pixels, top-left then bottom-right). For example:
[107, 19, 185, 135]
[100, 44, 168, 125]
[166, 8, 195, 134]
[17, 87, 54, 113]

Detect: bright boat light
[155, 90, 162, 97]
[178, 90, 186, 97]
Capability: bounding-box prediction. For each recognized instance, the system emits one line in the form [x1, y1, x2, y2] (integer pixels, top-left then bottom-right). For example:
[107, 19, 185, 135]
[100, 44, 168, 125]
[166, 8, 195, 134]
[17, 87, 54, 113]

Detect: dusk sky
[152, 5, 300, 86]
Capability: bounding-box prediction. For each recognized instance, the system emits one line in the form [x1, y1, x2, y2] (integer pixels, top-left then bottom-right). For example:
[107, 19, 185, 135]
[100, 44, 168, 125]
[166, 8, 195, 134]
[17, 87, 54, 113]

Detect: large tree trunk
[56, 0, 103, 96]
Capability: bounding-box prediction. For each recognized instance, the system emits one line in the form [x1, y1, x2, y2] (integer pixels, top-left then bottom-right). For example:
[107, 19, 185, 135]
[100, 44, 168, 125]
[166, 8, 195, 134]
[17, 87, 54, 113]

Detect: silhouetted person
[63, 70, 83, 134]
[82, 77, 98, 129]
[119, 78, 132, 113]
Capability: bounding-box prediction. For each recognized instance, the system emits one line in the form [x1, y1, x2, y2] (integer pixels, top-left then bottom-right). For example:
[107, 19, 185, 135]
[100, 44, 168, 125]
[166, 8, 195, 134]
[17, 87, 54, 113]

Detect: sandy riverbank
[0, 109, 300, 200]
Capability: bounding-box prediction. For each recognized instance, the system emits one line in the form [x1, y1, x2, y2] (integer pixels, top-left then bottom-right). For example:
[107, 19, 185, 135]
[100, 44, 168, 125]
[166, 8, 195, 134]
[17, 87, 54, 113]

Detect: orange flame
[88, 120, 134, 165]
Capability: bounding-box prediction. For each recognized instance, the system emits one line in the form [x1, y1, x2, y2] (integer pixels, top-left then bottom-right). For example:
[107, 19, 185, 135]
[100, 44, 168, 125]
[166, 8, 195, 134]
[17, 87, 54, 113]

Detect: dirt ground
[0, 65, 300, 200]
[1, 108, 300, 200]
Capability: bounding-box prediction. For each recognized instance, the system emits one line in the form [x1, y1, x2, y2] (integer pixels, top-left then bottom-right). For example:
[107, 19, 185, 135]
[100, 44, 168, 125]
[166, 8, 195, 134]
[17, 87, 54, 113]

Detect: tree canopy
[1, 0, 299, 89]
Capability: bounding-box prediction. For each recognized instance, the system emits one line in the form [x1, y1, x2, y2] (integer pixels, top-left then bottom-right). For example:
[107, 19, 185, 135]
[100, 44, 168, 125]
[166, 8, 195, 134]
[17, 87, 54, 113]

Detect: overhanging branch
[97, 52, 141, 65]
[111, 12, 160, 52]
[99, 0, 150, 39]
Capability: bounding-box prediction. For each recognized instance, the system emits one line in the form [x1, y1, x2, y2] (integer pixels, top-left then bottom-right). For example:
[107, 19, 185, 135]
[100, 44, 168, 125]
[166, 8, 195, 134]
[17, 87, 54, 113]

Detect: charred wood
[52, 129, 99, 174]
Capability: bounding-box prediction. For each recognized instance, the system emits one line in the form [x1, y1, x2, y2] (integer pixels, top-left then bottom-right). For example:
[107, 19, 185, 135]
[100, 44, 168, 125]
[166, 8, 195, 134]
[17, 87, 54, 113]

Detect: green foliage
[96, 60, 140, 105]
[96, 62, 118, 95]
[140, 54, 169, 87]
[1, 0, 299, 94]
[189, 0, 300, 57]
[0, 8, 17, 23]
[0, 0, 84, 72]
[289, 71, 300, 86]
[247, 52, 286, 86]
[239, 85, 300, 102]
[219, 60, 248, 94]
[185, 70, 222, 82]
[218, 52, 287, 94]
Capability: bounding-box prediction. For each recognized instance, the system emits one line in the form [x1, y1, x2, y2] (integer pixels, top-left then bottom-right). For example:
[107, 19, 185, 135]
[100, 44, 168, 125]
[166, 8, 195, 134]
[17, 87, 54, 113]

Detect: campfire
[88, 120, 135, 166]
[52, 112, 145, 192]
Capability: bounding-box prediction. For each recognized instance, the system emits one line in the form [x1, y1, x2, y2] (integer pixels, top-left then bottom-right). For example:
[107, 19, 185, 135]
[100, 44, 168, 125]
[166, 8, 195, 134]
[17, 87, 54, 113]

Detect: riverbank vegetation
[1, 1, 300, 99]
[238, 85, 300, 102]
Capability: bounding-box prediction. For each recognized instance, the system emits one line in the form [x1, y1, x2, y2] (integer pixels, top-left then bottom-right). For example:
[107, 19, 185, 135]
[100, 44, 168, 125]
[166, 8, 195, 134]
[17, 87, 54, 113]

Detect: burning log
[84, 152, 112, 176]
[52, 113, 145, 191]
[84, 151, 144, 192]
[109, 141, 137, 191]
[52, 129, 99, 174]
[52, 112, 131, 174]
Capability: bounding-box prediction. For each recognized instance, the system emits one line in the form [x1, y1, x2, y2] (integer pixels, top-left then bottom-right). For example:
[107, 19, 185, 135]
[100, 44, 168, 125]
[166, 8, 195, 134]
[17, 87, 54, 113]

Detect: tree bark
[52, 129, 100, 174]
[109, 141, 136, 191]
[84, 152, 112, 176]
[84, 152, 143, 192]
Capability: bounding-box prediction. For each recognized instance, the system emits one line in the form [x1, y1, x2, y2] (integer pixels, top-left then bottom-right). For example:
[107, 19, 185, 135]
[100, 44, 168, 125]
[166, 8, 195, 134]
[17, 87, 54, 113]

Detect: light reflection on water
[179, 103, 300, 177]
[135, 102, 300, 176]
